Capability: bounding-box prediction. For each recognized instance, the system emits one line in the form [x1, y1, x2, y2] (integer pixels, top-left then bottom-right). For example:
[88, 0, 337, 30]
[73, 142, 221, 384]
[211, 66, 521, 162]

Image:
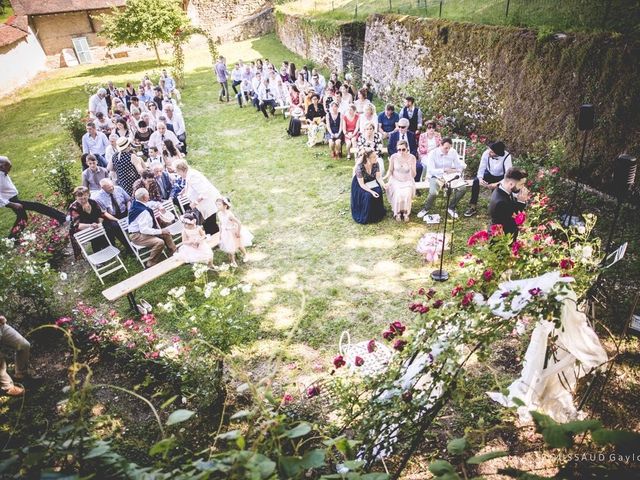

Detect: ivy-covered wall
[364, 14, 640, 186]
[276, 11, 639, 189]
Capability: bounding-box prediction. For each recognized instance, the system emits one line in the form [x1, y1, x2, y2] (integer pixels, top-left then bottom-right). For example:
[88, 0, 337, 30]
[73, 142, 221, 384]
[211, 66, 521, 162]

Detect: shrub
[59, 108, 87, 149]
[42, 148, 78, 205]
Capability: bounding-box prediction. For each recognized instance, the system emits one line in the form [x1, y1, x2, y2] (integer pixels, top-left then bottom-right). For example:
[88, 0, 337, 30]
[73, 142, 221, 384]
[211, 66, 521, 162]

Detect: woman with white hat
[111, 136, 144, 196]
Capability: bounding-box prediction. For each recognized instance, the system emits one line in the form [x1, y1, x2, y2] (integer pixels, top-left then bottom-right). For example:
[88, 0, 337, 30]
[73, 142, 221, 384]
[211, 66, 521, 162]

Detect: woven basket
[339, 331, 393, 377]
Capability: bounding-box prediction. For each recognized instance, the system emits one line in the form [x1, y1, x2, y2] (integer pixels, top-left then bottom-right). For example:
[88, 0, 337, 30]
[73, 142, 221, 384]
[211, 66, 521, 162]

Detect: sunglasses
[398, 148, 407, 152]
[399, 126, 408, 129]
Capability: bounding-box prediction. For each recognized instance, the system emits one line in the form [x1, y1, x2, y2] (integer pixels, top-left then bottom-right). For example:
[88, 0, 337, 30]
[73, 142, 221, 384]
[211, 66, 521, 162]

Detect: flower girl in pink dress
[216, 197, 253, 267]
[175, 212, 214, 267]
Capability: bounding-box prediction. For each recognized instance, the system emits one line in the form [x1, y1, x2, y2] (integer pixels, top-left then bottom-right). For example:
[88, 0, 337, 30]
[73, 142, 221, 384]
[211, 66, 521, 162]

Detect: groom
[489, 167, 529, 241]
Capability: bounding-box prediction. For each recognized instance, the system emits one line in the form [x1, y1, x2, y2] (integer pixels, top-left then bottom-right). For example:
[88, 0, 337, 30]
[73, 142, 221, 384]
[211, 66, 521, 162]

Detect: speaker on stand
[605, 154, 637, 253]
[563, 104, 595, 227]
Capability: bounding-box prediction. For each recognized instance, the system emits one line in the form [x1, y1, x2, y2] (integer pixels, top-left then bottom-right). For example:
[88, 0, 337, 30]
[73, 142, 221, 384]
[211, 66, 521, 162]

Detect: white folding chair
[156, 199, 184, 247]
[117, 217, 166, 269]
[176, 192, 190, 214]
[452, 138, 466, 164]
[74, 225, 128, 285]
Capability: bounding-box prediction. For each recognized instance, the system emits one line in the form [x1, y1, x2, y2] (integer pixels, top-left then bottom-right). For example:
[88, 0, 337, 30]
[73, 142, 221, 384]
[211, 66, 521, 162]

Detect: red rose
[433, 299, 444, 309]
[559, 258, 575, 270]
[511, 240, 523, 256]
[528, 287, 542, 296]
[451, 286, 463, 297]
[417, 287, 426, 295]
[402, 390, 413, 402]
[282, 393, 294, 405]
[426, 288, 436, 299]
[333, 355, 346, 368]
[367, 339, 376, 353]
[466, 278, 476, 287]
[461, 292, 474, 308]
[393, 339, 407, 351]
[382, 330, 395, 341]
[419, 305, 430, 314]
[482, 269, 494, 281]
[354, 356, 364, 366]
[490, 224, 504, 236]
[390, 321, 406, 334]
[514, 212, 526, 226]
[307, 385, 320, 398]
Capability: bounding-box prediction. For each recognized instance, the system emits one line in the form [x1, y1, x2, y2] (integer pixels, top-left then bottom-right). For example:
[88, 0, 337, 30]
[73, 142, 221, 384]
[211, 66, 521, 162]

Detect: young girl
[175, 212, 214, 267]
[216, 197, 253, 267]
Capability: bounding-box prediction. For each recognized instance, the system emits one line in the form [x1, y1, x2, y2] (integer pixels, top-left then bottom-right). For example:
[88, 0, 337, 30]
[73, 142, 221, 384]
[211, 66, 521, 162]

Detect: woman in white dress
[384, 140, 417, 222]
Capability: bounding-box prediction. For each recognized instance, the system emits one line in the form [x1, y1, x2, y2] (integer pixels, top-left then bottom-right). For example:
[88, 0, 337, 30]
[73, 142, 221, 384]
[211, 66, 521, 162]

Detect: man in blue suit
[151, 163, 174, 201]
[388, 118, 422, 181]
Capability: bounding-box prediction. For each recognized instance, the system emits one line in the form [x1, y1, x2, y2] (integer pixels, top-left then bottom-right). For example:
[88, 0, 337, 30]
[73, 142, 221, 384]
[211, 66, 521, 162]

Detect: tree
[99, 0, 190, 66]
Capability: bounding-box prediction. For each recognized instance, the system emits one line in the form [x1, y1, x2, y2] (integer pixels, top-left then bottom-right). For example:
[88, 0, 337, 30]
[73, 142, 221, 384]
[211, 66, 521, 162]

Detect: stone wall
[188, 0, 274, 42]
[361, 14, 640, 181]
[0, 27, 47, 97]
[275, 13, 366, 74]
[30, 10, 112, 55]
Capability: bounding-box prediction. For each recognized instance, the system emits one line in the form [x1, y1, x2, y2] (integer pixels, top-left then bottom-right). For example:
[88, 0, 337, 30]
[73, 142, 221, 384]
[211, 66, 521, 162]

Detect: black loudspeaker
[578, 104, 595, 131]
[613, 154, 637, 195]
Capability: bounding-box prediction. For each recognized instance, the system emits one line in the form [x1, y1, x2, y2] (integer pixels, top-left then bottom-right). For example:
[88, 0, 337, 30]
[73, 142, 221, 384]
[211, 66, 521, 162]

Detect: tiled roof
[12, 0, 126, 16]
[0, 15, 28, 48]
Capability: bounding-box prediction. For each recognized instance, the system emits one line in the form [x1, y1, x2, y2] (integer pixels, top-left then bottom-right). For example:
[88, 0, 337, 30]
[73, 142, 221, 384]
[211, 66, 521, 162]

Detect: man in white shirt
[464, 141, 513, 217]
[88, 88, 108, 119]
[0, 156, 67, 239]
[257, 78, 277, 119]
[417, 137, 467, 219]
[127, 188, 176, 267]
[163, 104, 187, 154]
[148, 122, 180, 153]
[160, 69, 175, 96]
[231, 62, 243, 96]
[82, 122, 110, 167]
[251, 72, 262, 111]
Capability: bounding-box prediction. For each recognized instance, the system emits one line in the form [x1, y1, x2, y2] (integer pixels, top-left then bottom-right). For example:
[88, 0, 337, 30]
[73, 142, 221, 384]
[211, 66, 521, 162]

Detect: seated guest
[163, 104, 187, 154]
[163, 139, 183, 172]
[464, 141, 513, 217]
[339, 85, 353, 109]
[141, 111, 156, 131]
[133, 120, 153, 157]
[148, 121, 180, 153]
[288, 85, 302, 113]
[325, 101, 343, 159]
[323, 81, 336, 111]
[251, 72, 262, 111]
[417, 120, 442, 179]
[351, 148, 386, 224]
[1, 156, 66, 239]
[417, 137, 467, 219]
[82, 154, 109, 191]
[128, 188, 176, 268]
[356, 121, 384, 174]
[358, 104, 378, 135]
[489, 167, 529, 241]
[95, 178, 130, 219]
[305, 93, 325, 123]
[146, 101, 160, 126]
[94, 112, 113, 136]
[274, 79, 289, 107]
[151, 162, 173, 200]
[114, 118, 132, 140]
[384, 140, 416, 222]
[82, 121, 109, 167]
[388, 117, 418, 162]
[105, 134, 118, 169]
[295, 72, 311, 92]
[148, 146, 164, 167]
[329, 72, 341, 91]
[399, 96, 423, 133]
[311, 72, 325, 98]
[236, 78, 253, 107]
[342, 104, 360, 161]
[353, 89, 371, 114]
[68, 186, 129, 259]
[377, 104, 399, 140]
[0, 314, 38, 397]
[88, 88, 108, 119]
[305, 94, 326, 147]
[132, 169, 162, 202]
[257, 78, 277, 119]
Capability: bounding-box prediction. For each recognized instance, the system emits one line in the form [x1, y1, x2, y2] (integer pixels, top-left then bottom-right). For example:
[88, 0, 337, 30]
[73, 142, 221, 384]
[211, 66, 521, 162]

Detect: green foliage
[42, 148, 77, 206]
[59, 108, 86, 148]
[99, 0, 190, 64]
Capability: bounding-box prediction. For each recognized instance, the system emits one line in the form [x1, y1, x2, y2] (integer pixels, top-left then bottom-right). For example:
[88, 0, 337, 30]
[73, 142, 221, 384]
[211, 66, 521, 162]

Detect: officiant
[416, 137, 467, 220]
[174, 160, 222, 235]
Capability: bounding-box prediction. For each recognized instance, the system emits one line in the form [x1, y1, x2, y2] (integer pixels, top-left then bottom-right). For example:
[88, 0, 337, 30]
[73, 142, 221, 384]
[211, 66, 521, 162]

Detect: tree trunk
[152, 41, 161, 66]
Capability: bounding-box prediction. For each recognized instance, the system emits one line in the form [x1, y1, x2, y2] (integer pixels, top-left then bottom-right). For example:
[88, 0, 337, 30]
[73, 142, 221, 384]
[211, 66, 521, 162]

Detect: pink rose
[461, 292, 474, 308]
[382, 330, 395, 341]
[482, 269, 494, 281]
[528, 287, 542, 297]
[333, 355, 346, 368]
[466, 278, 476, 287]
[451, 286, 463, 297]
[354, 356, 364, 367]
[511, 240, 523, 256]
[393, 339, 407, 351]
[514, 212, 526, 226]
[367, 339, 377, 353]
[389, 321, 406, 334]
[490, 224, 504, 236]
[282, 393, 294, 405]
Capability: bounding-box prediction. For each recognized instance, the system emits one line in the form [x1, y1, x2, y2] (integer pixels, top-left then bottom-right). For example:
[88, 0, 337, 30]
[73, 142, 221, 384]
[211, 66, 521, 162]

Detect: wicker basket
[339, 331, 393, 377]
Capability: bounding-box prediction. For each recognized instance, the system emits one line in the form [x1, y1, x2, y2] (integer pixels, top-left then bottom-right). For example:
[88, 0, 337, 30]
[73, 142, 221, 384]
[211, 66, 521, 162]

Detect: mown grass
[1, 32, 491, 380]
[281, 0, 640, 35]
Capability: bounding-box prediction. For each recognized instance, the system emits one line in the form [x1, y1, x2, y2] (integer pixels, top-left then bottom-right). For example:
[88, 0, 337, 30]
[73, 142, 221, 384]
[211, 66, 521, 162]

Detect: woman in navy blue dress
[351, 149, 386, 224]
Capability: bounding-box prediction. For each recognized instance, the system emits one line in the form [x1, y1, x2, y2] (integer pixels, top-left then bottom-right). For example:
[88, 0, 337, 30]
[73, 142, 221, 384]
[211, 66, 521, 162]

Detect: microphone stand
[431, 182, 452, 282]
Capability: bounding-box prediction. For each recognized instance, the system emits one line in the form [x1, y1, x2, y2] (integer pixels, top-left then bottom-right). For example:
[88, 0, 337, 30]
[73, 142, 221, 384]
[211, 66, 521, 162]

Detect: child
[175, 212, 214, 267]
[216, 197, 253, 267]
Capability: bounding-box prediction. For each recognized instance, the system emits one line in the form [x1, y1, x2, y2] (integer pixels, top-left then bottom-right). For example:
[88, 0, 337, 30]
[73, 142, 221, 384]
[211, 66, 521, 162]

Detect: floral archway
[172, 27, 219, 89]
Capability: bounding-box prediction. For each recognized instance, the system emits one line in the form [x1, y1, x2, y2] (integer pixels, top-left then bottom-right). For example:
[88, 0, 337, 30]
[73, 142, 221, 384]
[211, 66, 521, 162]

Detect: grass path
[0, 33, 488, 385]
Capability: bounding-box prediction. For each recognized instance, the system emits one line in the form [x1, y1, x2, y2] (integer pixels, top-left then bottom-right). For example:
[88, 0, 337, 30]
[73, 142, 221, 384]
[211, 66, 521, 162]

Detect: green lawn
[0, 32, 489, 379]
[281, 0, 640, 35]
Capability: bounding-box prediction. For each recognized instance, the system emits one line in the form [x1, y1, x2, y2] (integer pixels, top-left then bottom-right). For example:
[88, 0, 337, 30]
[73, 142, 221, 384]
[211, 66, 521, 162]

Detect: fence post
[439, 0, 443, 18]
[355, 2, 358, 19]
[389, 0, 392, 12]
[505, 0, 511, 18]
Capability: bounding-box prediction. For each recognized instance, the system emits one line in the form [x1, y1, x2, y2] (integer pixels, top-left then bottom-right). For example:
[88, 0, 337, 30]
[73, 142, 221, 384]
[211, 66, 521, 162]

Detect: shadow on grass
[73, 59, 165, 79]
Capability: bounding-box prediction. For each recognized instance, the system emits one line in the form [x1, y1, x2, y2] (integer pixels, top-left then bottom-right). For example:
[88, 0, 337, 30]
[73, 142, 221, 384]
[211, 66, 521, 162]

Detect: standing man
[88, 88, 109, 119]
[174, 160, 221, 235]
[0, 314, 38, 397]
[214, 56, 230, 102]
[464, 141, 513, 217]
[417, 138, 467, 219]
[399, 96, 423, 133]
[82, 122, 110, 167]
[127, 188, 176, 268]
[160, 69, 175, 96]
[378, 104, 399, 140]
[0, 156, 67, 239]
[489, 167, 529, 241]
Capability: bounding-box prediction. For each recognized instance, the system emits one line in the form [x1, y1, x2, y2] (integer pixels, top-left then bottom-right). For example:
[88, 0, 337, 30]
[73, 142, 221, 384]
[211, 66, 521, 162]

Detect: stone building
[11, 0, 125, 56]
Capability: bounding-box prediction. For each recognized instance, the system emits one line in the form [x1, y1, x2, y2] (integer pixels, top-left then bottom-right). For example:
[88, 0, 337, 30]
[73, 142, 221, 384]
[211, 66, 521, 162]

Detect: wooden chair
[74, 225, 128, 285]
[117, 217, 167, 269]
[452, 138, 466, 164]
